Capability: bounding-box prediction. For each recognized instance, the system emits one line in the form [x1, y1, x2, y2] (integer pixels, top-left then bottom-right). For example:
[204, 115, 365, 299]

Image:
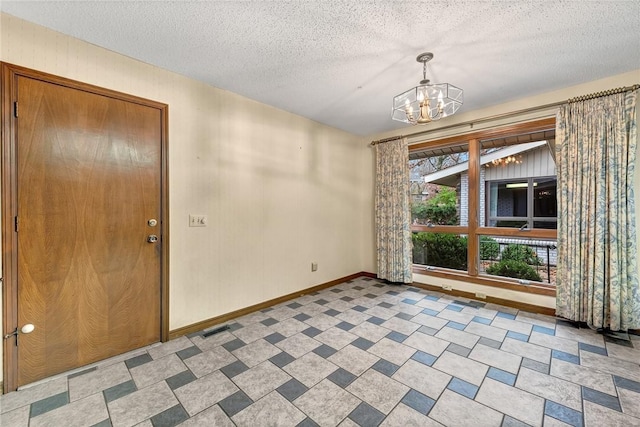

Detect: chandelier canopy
[392, 52, 463, 125]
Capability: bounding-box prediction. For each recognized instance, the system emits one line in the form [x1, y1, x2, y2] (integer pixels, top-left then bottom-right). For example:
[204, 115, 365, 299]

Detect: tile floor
[1, 277, 640, 427]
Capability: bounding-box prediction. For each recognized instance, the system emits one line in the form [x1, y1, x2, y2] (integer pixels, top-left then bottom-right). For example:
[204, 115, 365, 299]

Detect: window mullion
[467, 138, 480, 276]
[527, 177, 534, 228]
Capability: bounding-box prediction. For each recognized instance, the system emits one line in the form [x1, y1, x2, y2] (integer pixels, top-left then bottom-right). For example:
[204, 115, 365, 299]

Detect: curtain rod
[567, 84, 639, 103]
[370, 135, 405, 146]
[370, 83, 640, 146]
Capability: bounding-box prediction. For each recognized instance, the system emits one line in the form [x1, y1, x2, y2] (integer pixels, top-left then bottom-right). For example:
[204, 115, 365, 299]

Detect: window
[410, 144, 469, 274]
[409, 143, 468, 226]
[487, 177, 557, 229]
[533, 177, 558, 228]
[412, 232, 468, 272]
[409, 119, 557, 292]
[479, 235, 557, 286]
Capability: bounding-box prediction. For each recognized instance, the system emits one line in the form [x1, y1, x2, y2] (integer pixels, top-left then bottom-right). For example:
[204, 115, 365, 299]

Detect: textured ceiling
[2, 1, 639, 136]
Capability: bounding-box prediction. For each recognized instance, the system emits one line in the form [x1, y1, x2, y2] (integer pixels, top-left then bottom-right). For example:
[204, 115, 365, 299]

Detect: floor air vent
[202, 325, 230, 338]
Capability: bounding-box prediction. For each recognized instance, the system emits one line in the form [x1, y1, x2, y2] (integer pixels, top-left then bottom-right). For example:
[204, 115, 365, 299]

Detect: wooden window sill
[412, 265, 556, 297]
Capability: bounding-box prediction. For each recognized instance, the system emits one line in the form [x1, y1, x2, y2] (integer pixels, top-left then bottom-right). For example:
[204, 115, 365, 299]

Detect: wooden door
[3, 67, 167, 388]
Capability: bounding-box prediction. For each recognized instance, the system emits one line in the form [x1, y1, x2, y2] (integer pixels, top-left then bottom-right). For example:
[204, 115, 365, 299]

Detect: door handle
[147, 235, 158, 243]
[3, 324, 35, 339]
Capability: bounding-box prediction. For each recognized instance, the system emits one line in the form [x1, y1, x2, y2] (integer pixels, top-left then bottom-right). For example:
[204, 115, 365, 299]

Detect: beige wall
[0, 13, 372, 383]
[365, 68, 640, 310]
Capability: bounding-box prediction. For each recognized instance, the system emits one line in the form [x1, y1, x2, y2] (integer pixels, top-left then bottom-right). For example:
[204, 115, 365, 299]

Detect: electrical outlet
[189, 214, 207, 227]
[442, 285, 452, 291]
[475, 292, 487, 299]
[311, 262, 318, 272]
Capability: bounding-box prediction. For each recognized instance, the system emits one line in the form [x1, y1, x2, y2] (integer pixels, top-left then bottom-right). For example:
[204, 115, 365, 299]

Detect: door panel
[15, 75, 162, 386]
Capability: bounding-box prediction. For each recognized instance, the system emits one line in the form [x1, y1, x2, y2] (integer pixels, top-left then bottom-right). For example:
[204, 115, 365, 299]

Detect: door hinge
[14, 101, 18, 118]
[14, 216, 18, 232]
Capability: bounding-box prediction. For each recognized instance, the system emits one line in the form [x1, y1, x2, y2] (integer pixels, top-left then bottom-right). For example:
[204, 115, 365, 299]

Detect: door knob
[21, 324, 35, 334]
[147, 235, 158, 243]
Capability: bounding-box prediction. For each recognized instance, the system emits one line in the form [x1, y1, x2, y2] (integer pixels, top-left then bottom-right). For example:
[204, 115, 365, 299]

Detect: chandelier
[487, 154, 523, 167]
[392, 52, 463, 125]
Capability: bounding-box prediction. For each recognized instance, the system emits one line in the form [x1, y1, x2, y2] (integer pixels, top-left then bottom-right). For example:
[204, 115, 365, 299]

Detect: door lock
[148, 219, 158, 227]
[147, 235, 158, 243]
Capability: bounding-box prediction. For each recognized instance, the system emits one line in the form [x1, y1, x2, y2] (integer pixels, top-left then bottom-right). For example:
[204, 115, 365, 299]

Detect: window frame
[409, 118, 557, 295]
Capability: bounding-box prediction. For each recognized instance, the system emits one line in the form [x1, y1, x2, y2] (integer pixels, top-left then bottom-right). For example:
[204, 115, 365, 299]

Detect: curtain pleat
[375, 138, 413, 283]
[555, 90, 639, 330]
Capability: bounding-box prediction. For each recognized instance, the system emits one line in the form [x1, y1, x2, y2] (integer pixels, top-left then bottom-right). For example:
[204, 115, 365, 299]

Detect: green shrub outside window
[412, 232, 467, 270]
[486, 244, 542, 281]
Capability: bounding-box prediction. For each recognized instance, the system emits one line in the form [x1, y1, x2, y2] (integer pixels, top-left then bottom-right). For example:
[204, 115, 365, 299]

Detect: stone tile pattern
[2, 277, 640, 427]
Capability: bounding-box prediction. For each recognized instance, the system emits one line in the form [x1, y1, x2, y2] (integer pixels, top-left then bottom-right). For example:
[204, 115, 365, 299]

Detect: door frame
[1, 62, 170, 392]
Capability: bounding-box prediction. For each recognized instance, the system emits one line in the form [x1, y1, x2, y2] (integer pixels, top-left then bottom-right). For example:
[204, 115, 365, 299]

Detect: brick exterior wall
[460, 173, 468, 226]
[460, 167, 486, 226]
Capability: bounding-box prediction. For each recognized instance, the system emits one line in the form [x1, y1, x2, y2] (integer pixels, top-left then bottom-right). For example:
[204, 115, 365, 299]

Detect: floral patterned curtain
[375, 137, 413, 283]
[555, 90, 639, 331]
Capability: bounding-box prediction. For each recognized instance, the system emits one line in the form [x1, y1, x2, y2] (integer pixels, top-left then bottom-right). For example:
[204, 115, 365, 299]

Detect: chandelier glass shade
[392, 53, 463, 125]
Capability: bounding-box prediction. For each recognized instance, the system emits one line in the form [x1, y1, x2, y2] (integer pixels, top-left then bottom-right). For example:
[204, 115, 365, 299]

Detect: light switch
[189, 214, 207, 227]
